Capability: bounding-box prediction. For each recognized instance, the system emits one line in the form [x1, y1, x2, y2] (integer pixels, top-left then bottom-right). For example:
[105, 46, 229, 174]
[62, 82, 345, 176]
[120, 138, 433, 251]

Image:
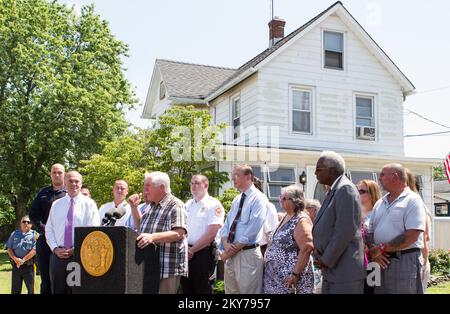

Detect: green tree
[80, 106, 230, 203]
[0, 0, 136, 225]
[150, 106, 229, 201]
[217, 188, 240, 214]
[79, 130, 156, 206]
[434, 165, 447, 181]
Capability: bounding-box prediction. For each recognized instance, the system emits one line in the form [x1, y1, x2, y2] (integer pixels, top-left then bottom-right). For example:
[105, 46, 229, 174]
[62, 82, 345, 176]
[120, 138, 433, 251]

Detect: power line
[404, 130, 450, 138]
[415, 84, 450, 95]
[404, 109, 450, 129]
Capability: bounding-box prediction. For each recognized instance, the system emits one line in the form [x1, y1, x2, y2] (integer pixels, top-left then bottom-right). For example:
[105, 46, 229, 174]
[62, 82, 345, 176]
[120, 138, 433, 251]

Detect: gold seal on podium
[80, 231, 114, 277]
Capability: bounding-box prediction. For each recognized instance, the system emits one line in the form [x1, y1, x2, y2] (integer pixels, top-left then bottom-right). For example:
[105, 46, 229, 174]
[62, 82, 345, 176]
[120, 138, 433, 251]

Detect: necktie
[64, 198, 74, 249]
[227, 193, 246, 243]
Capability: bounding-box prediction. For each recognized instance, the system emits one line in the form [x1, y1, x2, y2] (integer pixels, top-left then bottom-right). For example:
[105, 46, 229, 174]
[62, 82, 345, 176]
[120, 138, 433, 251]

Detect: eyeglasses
[315, 167, 329, 172]
[21, 221, 31, 224]
[358, 189, 368, 195]
[279, 196, 292, 201]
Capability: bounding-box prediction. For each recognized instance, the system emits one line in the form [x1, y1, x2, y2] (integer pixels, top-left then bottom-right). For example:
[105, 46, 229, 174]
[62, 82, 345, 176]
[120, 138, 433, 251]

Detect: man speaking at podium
[45, 171, 100, 294]
[129, 171, 188, 294]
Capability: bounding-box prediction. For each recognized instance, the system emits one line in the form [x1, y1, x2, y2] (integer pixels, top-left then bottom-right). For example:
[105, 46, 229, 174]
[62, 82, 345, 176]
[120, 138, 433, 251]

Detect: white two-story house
[142, 2, 446, 248]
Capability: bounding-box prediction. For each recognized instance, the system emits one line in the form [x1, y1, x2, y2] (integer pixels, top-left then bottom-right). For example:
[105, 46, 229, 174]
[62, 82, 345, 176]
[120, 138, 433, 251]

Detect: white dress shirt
[45, 194, 100, 251]
[98, 200, 131, 227]
[260, 202, 279, 246]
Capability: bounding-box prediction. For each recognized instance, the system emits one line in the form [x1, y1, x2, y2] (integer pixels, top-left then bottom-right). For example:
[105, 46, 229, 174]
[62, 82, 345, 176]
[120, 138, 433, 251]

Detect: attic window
[159, 81, 166, 100]
[324, 31, 343, 70]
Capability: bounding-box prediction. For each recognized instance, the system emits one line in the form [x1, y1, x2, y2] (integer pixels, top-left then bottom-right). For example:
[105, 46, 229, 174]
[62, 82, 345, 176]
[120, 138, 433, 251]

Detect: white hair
[144, 171, 171, 193]
[319, 151, 346, 175]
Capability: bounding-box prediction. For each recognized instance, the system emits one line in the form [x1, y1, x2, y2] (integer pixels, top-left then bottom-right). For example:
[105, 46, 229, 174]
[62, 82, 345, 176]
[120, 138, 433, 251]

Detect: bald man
[45, 171, 100, 294]
[29, 163, 67, 294]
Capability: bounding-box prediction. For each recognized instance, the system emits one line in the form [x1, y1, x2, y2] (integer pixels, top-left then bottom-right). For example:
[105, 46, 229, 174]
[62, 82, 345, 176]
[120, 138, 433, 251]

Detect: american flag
[445, 152, 450, 183]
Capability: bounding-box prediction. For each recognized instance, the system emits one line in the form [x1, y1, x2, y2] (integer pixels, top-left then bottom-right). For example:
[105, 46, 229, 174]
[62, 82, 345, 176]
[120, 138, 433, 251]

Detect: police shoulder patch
[215, 206, 223, 216]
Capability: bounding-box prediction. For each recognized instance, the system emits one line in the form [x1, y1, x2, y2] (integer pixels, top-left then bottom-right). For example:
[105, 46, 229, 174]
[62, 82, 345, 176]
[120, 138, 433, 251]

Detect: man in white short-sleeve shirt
[98, 180, 131, 226]
[366, 163, 425, 294]
[180, 174, 224, 294]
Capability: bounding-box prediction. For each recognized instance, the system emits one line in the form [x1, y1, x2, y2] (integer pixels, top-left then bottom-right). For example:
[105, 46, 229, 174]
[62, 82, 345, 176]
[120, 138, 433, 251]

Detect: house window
[159, 81, 166, 100]
[250, 165, 295, 211]
[231, 96, 241, 140]
[435, 203, 450, 217]
[356, 96, 375, 141]
[324, 31, 343, 69]
[267, 167, 296, 211]
[349, 171, 377, 185]
[292, 88, 312, 134]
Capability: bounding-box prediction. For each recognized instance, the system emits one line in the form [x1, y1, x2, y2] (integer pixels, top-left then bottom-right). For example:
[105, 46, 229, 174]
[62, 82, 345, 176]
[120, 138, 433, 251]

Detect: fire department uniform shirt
[185, 194, 224, 246]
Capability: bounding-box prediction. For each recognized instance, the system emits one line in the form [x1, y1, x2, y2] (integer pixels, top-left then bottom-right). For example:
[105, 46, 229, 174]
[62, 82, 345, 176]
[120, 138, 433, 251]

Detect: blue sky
[60, 0, 450, 160]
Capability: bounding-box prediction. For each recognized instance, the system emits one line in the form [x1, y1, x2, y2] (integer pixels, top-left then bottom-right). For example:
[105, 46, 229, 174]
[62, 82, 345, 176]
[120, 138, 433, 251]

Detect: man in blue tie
[219, 164, 268, 294]
[45, 171, 100, 294]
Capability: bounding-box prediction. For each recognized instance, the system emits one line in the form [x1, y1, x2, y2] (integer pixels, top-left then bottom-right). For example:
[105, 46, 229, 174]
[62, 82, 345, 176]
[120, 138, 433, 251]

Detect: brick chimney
[268, 17, 285, 47]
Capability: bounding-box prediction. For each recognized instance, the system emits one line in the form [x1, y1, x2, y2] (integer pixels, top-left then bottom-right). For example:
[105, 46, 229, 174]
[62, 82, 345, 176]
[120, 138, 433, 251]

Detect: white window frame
[323, 30, 345, 70]
[354, 92, 377, 141]
[289, 85, 314, 135]
[266, 166, 297, 199]
[159, 81, 166, 100]
[230, 94, 241, 141]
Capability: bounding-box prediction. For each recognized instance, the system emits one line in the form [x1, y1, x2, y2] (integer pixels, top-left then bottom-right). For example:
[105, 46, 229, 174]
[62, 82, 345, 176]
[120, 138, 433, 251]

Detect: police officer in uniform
[29, 163, 66, 294]
[6, 215, 37, 294]
[181, 174, 224, 294]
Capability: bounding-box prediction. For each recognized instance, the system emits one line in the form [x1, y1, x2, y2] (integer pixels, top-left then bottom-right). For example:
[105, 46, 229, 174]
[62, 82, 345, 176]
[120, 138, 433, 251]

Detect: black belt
[387, 248, 420, 259]
[242, 244, 259, 251]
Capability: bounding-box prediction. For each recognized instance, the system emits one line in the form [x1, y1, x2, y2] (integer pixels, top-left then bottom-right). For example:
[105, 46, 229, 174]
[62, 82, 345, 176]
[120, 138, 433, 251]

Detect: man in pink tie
[45, 170, 100, 294]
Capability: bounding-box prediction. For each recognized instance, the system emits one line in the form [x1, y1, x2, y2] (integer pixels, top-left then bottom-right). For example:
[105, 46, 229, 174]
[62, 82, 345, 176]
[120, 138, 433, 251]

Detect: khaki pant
[224, 247, 263, 294]
[159, 276, 181, 294]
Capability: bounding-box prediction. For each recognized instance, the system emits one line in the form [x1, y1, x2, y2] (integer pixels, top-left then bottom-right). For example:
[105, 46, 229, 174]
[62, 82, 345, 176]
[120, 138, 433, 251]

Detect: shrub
[217, 188, 240, 215]
[213, 280, 225, 294]
[429, 249, 450, 275]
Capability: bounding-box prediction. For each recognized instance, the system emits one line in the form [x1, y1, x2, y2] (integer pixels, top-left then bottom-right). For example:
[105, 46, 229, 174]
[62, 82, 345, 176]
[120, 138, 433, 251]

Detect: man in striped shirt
[129, 171, 188, 294]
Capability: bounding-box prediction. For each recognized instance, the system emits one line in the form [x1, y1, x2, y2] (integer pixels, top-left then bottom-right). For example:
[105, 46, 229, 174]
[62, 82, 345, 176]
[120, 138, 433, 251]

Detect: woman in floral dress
[263, 185, 314, 294]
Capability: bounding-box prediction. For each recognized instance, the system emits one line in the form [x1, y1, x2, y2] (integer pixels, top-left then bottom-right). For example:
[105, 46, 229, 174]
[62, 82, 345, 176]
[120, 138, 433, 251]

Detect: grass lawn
[0, 249, 41, 294]
[427, 281, 450, 294]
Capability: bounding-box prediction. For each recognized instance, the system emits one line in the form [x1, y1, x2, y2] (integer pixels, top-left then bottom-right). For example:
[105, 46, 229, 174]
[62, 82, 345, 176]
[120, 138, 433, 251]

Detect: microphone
[101, 207, 116, 226]
[109, 205, 127, 226]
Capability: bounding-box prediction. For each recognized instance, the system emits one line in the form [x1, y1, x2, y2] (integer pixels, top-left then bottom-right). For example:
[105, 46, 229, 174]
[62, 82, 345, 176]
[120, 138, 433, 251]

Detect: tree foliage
[0, 0, 136, 222]
[80, 106, 230, 204]
[434, 165, 447, 181]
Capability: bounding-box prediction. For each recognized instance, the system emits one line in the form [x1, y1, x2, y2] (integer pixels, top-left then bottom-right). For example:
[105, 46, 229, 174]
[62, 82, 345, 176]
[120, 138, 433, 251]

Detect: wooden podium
[73, 226, 160, 294]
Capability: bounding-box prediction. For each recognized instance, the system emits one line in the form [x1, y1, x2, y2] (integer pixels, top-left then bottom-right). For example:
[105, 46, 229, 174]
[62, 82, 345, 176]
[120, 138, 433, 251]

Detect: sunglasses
[21, 221, 31, 224]
[358, 189, 368, 195]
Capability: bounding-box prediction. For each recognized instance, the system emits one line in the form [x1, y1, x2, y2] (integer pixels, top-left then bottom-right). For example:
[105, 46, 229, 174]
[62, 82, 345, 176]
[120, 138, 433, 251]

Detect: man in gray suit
[312, 151, 366, 294]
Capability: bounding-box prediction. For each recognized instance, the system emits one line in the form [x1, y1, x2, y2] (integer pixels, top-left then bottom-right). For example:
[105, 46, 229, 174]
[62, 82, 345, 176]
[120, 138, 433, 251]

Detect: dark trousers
[36, 235, 52, 294]
[181, 246, 216, 294]
[49, 253, 73, 294]
[11, 264, 34, 294]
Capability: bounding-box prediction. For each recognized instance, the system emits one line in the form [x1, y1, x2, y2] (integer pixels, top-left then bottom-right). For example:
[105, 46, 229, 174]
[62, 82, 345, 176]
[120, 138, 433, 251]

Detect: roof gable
[206, 1, 415, 101]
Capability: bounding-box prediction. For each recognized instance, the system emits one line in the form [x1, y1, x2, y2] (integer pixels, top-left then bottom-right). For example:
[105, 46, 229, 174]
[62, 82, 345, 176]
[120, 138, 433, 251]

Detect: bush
[217, 188, 240, 215]
[429, 249, 450, 275]
[213, 280, 225, 294]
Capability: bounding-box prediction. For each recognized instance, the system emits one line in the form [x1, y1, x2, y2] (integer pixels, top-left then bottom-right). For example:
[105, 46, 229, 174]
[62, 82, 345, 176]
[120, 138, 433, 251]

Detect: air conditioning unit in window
[356, 126, 375, 140]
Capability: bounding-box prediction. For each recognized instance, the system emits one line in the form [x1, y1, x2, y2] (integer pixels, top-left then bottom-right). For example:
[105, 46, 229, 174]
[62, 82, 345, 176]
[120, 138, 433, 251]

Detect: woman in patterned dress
[263, 185, 314, 294]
